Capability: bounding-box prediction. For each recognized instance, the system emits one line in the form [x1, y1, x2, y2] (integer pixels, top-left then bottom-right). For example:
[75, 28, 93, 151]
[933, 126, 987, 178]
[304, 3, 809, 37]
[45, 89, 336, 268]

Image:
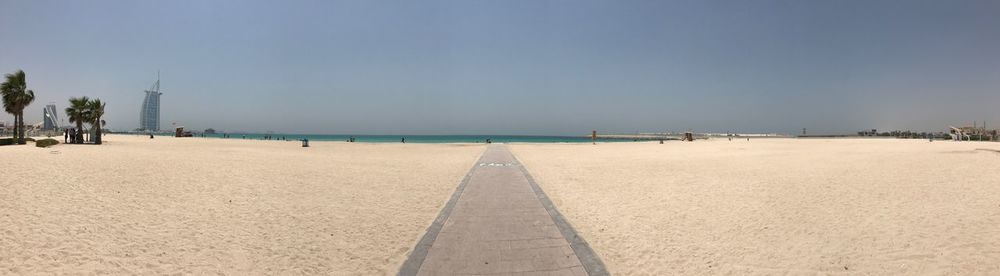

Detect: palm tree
[1, 90, 15, 140]
[88, 98, 106, 144]
[1, 70, 36, 144]
[65, 96, 90, 144]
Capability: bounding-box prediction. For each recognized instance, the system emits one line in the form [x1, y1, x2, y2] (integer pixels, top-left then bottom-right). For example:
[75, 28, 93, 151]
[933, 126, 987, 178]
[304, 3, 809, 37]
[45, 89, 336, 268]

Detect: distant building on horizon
[42, 103, 59, 130]
[139, 73, 162, 132]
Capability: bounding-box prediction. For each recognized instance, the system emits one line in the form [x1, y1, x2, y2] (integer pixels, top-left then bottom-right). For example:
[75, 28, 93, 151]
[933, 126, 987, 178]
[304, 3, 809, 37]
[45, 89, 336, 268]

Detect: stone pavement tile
[508, 238, 569, 250]
[499, 245, 577, 262]
[524, 248, 583, 271]
[442, 218, 556, 234]
[419, 246, 503, 274]
[449, 207, 549, 218]
[512, 266, 586, 276]
[429, 237, 509, 251]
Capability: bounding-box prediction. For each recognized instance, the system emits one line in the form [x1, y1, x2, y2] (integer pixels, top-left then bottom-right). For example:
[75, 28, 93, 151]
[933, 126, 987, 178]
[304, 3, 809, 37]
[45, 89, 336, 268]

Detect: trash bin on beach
[302, 139, 309, 147]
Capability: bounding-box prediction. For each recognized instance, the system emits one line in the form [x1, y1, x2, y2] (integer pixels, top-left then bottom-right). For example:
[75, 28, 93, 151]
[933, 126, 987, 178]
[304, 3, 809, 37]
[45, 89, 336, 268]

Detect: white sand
[0, 135, 483, 274]
[5, 136, 999, 275]
[511, 139, 1000, 275]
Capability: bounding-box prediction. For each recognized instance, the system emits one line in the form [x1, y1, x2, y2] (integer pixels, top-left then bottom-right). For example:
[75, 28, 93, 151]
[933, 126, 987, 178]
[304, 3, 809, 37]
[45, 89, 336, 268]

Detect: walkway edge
[508, 145, 610, 276]
[397, 147, 487, 276]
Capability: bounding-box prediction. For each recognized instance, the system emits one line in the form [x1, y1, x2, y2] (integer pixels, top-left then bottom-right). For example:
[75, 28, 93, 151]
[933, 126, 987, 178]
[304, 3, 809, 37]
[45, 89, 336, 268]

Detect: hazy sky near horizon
[2, 0, 999, 135]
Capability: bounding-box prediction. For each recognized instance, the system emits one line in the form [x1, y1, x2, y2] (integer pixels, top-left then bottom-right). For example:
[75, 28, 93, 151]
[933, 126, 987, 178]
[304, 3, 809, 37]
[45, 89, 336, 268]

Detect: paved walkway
[399, 145, 607, 276]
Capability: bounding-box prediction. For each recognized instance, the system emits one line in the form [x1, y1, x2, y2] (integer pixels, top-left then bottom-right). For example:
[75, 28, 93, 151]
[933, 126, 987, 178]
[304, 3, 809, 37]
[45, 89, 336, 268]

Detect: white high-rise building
[139, 73, 162, 132]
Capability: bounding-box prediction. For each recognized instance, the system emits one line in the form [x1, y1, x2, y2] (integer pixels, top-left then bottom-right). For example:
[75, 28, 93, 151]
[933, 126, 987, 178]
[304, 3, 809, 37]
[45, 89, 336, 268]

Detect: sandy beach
[511, 139, 1000, 275]
[0, 135, 483, 274]
[4, 136, 1000, 275]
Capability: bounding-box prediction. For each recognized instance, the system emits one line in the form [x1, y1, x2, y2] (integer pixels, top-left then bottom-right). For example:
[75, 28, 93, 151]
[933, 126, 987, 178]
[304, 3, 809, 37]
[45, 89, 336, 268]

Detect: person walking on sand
[401, 137, 405, 143]
[64, 129, 68, 143]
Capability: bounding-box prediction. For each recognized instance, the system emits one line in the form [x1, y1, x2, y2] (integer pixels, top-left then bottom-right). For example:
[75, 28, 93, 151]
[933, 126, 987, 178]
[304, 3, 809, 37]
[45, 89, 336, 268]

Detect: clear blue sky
[2, 0, 998, 135]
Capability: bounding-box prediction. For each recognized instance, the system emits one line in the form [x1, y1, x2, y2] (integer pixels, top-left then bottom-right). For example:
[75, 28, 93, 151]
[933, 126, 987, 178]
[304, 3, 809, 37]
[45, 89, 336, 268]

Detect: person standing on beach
[63, 129, 68, 143]
[401, 137, 405, 143]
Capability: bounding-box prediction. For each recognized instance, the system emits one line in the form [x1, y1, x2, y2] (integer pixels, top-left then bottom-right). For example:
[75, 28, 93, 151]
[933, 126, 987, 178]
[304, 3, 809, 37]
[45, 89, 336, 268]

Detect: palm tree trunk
[17, 112, 24, 144]
[20, 112, 26, 144]
[11, 114, 18, 142]
[76, 122, 83, 144]
[95, 118, 102, 145]
[11, 114, 17, 142]
[13, 113, 19, 143]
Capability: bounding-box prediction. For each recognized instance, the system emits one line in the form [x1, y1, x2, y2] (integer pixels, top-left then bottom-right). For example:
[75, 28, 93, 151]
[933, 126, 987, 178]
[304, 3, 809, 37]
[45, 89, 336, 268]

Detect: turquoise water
[131, 133, 637, 143]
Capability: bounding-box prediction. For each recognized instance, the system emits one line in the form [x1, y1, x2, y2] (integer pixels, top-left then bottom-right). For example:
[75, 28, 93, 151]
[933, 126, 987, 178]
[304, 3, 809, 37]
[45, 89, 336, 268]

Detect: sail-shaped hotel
[139, 74, 162, 132]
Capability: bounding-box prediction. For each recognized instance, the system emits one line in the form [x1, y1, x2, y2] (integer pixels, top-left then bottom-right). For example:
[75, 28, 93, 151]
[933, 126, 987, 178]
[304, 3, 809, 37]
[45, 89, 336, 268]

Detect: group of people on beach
[344, 137, 406, 143]
[63, 128, 85, 144]
[212, 133, 285, 140]
[343, 136, 411, 143]
[261, 135, 284, 141]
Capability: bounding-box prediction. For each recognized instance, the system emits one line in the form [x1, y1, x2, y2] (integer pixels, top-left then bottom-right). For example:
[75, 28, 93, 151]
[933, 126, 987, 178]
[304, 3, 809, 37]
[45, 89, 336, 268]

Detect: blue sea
[133, 133, 638, 143]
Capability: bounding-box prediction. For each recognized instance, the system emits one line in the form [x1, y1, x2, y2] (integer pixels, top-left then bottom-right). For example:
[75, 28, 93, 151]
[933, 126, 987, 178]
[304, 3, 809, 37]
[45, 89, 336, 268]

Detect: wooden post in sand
[592, 130, 596, 145]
